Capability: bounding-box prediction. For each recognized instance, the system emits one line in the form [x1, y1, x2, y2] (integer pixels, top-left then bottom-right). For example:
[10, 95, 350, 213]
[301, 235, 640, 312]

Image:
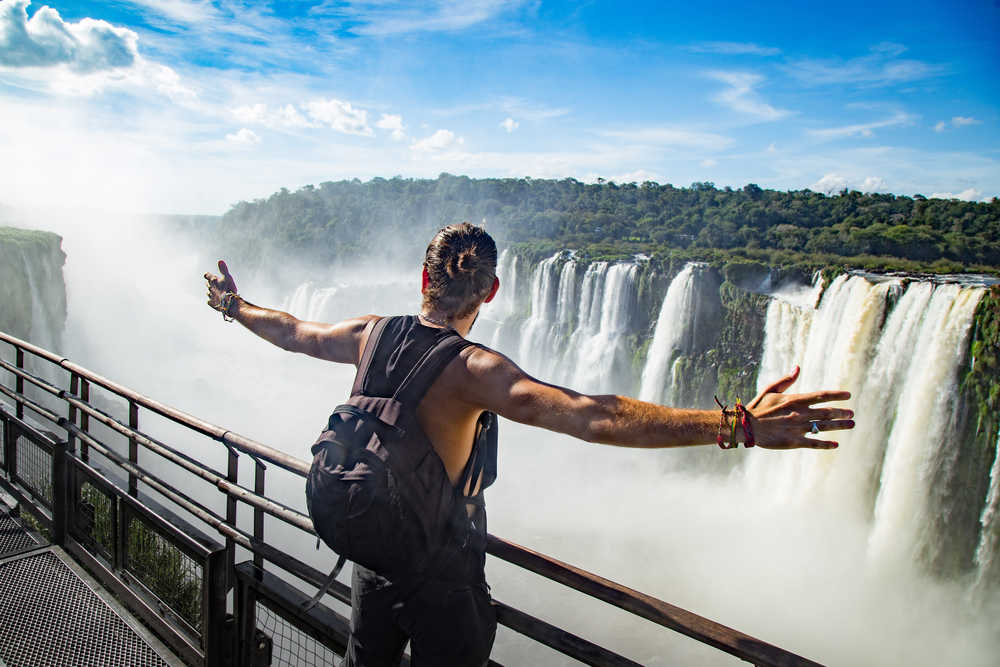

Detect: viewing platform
[0, 329, 823, 667]
[0, 501, 181, 666]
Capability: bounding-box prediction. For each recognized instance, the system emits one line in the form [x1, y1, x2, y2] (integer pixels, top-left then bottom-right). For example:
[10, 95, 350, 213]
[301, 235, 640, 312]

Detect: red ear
[421, 267, 430, 293]
[484, 276, 500, 303]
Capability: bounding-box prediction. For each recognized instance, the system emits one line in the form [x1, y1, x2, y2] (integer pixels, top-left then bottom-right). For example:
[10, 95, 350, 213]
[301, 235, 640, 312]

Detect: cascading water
[282, 282, 342, 321]
[562, 262, 638, 393]
[868, 284, 984, 569]
[975, 427, 1000, 591]
[517, 254, 567, 376]
[638, 263, 702, 404]
[503, 255, 638, 393]
[746, 274, 990, 583]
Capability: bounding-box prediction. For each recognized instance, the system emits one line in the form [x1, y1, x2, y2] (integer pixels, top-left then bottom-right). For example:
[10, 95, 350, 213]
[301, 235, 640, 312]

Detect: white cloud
[304, 98, 373, 136]
[688, 41, 780, 56]
[767, 142, 777, 153]
[226, 128, 260, 145]
[127, 0, 222, 26]
[810, 173, 889, 194]
[328, 0, 528, 36]
[707, 71, 789, 121]
[375, 113, 405, 140]
[861, 176, 887, 192]
[811, 173, 850, 194]
[808, 111, 913, 140]
[930, 188, 983, 201]
[233, 103, 313, 129]
[599, 127, 733, 151]
[700, 158, 718, 167]
[934, 116, 982, 132]
[500, 117, 518, 133]
[0, 0, 138, 72]
[786, 43, 944, 87]
[0, 1, 197, 100]
[433, 96, 569, 122]
[411, 129, 461, 152]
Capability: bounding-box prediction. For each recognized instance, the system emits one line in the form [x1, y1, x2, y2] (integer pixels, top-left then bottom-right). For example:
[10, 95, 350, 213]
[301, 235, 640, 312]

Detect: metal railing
[0, 330, 822, 667]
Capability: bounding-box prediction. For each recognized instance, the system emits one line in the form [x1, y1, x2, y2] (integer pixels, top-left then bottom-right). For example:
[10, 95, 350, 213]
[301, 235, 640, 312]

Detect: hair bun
[457, 250, 478, 274]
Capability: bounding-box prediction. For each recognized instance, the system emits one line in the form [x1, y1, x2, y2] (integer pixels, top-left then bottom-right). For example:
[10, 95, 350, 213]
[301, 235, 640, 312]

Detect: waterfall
[282, 282, 342, 321]
[868, 285, 984, 568]
[476, 248, 520, 349]
[748, 274, 989, 583]
[562, 263, 638, 393]
[974, 427, 1000, 590]
[638, 263, 700, 404]
[517, 254, 564, 374]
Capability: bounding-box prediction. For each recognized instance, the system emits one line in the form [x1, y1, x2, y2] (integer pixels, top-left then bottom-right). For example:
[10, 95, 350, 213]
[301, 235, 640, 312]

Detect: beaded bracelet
[714, 396, 737, 449]
[734, 399, 755, 448]
[220, 292, 238, 322]
[715, 396, 755, 448]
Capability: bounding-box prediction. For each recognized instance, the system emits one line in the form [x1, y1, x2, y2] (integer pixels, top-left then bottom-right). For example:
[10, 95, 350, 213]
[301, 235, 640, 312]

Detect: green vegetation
[667, 282, 771, 410]
[127, 516, 203, 631]
[0, 226, 67, 343]
[213, 175, 1000, 275]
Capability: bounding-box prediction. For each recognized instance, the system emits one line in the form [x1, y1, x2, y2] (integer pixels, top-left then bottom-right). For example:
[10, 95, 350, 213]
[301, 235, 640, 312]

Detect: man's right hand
[204, 260, 238, 314]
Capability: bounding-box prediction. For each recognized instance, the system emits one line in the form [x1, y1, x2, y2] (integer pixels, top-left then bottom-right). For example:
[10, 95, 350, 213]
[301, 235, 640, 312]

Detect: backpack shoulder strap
[391, 330, 472, 407]
[351, 316, 392, 396]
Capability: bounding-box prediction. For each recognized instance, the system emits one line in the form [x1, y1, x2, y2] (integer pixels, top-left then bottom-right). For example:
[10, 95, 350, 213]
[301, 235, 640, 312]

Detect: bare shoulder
[302, 313, 380, 364]
[458, 343, 523, 382]
[437, 342, 534, 411]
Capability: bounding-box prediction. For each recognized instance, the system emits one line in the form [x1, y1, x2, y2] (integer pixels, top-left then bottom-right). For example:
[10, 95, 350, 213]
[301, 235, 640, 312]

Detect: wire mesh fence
[256, 600, 340, 667]
[77, 480, 115, 562]
[125, 513, 204, 633]
[15, 432, 52, 507]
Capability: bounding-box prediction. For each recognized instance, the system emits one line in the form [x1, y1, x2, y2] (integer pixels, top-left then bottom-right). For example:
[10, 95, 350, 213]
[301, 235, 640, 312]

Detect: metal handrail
[0, 329, 822, 666]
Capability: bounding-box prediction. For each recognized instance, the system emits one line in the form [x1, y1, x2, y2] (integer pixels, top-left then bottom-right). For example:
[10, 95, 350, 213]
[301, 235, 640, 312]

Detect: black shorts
[342, 563, 497, 667]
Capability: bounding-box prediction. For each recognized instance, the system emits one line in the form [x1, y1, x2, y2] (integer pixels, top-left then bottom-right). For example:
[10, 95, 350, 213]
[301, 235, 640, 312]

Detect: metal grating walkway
[0, 506, 40, 557]
[0, 507, 180, 667]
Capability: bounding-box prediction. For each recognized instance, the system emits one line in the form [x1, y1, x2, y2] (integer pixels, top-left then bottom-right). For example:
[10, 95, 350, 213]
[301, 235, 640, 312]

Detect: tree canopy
[214, 174, 1000, 274]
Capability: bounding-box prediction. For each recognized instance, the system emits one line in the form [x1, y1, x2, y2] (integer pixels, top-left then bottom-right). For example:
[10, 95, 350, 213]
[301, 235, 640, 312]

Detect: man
[204, 222, 854, 666]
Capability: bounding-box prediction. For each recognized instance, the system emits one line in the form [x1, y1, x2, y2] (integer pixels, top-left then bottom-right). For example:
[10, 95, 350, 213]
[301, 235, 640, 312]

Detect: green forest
[213, 174, 1000, 275]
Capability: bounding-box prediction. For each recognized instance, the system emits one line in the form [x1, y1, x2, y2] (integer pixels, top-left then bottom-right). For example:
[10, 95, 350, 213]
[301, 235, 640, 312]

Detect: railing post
[204, 548, 230, 667]
[51, 437, 68, 545]
[226, 447, 238, 588]
[15, 347, 24, 420]
[2, 413, 12, 478]
[80, 378, 90, 462]
[235, 570, 259, 667]
[253, 461, 265, 569]
[68, 374, 79, 455]
[128, 400, 138, 497]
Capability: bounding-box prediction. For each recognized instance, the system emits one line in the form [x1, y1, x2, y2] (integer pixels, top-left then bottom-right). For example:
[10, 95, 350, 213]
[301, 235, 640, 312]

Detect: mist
[6, 207, 1000, 666]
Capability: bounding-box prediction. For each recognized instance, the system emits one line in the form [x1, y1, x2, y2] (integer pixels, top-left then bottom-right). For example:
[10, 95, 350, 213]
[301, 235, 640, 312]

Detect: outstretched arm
[204, 260, 376, 365]
[456, 347, 853, 450]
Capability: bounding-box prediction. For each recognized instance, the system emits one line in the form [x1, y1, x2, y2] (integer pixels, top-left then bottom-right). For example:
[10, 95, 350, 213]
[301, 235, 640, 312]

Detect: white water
[9, 221, 1000, 666]
[975, 427, 1000, 591]
[638, 263, 700, 404]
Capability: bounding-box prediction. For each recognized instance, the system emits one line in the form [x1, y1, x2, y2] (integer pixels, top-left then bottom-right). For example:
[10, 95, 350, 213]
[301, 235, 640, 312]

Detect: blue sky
[1, 0, 997, 213]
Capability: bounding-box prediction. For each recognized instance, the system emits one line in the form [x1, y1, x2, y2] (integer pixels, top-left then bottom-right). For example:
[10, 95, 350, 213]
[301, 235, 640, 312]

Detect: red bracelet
[734, 400, 755, 448]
